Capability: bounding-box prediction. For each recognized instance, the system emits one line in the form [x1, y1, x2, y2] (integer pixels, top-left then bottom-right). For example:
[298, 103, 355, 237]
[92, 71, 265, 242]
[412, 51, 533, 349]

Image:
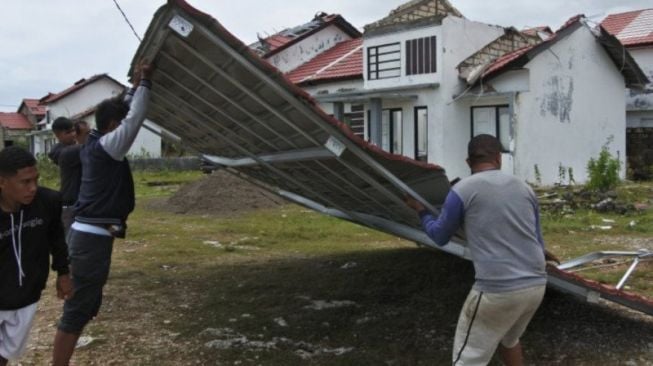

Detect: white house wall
[267, 26, 353, 73]
[364, 25, 443, 90]
[511, 26, 627, 185]
[46, 80, 123, 127]
[489, 69, 530, 93]
[439, 16, 505, 180]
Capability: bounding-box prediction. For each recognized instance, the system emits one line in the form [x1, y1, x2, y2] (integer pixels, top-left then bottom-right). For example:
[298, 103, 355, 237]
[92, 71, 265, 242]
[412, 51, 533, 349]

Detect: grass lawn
[22, 169, 653, 365]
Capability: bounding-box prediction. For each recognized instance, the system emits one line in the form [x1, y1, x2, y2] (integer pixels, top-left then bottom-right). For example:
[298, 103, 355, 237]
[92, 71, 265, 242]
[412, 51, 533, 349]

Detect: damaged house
[602, 9, 653, 179]
[268, 0, 648, 185]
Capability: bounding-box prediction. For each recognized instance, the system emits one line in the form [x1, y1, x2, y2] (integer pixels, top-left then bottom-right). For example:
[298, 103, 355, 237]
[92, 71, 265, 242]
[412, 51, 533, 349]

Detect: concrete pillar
[369, 98, 382, 146]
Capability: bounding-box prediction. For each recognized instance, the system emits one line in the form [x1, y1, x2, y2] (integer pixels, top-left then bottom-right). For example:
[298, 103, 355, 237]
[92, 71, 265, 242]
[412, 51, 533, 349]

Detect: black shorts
[58, 229, 114, 334]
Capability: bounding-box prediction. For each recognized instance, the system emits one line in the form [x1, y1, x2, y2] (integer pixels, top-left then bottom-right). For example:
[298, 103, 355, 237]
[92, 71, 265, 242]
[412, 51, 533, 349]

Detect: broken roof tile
[602, 9, 653, 47]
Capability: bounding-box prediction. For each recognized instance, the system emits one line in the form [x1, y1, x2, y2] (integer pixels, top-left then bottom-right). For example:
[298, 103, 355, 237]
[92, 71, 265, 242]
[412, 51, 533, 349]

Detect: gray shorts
[452, 285, 546, 365]
[58, 228, 114, 334]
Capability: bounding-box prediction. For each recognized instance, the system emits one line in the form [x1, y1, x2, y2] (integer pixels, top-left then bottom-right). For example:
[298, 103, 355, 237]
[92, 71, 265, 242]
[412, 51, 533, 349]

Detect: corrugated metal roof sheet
[602, 9, 653, 47]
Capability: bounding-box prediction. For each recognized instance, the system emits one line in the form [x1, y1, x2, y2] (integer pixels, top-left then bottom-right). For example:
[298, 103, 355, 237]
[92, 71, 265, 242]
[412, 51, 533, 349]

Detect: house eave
[314, 82, 439, 103]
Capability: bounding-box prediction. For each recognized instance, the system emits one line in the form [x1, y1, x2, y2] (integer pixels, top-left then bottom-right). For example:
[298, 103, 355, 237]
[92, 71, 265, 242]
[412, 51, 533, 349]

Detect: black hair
[52, 117, 73, 132]
[74, 120, 89, 134]
[0, 146, 37, 177]
[95, 96, 129, 132]
[467, 134, 502, 165]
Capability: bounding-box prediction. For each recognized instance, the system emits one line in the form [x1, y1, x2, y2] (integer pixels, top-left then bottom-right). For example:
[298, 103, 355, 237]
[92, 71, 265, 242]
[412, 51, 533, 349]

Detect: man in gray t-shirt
[406, 134, 557, 366]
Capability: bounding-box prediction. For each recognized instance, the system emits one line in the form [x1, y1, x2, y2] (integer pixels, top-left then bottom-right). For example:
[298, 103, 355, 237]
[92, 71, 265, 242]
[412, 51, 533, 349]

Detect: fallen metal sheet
[131, 0, 652, 316]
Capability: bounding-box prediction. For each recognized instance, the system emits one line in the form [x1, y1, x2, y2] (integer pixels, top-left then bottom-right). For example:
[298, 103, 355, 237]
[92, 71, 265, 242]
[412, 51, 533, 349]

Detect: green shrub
[586, 139, 621, 191]
[36, 153, 60, 190]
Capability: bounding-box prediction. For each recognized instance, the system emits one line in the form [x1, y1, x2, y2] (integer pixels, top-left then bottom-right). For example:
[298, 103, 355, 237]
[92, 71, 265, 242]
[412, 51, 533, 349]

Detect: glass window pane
[416, 108, 428, 159]
[392, 110, 403, 154]
[382, 110, 390, 151]
[473, 107, 495, 136]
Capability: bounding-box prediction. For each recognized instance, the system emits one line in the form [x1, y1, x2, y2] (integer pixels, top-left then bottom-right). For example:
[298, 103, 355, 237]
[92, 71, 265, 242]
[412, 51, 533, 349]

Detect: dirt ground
[161, 170, 286, 216]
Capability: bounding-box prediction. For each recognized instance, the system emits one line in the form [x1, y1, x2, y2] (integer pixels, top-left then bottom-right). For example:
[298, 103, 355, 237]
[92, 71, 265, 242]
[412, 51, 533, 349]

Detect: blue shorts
[58, 229, 114, 334]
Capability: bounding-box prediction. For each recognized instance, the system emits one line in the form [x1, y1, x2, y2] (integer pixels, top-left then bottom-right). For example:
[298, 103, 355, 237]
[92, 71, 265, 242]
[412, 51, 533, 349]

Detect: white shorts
[0, 302, 38, 361]
[452, 285, 546, 366]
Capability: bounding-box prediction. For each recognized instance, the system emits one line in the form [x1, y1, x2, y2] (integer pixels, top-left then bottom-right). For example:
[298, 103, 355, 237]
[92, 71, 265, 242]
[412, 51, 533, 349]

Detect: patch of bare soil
[157, 170, 287, 216]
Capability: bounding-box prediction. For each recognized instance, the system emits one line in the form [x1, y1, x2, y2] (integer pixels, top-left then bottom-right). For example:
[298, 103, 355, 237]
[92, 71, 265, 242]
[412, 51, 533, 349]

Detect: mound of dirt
[165, 170, 287, 216]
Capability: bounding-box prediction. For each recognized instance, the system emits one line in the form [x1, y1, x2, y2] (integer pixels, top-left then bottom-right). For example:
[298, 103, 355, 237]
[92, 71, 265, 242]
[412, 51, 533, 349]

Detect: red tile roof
[602, 9, 653, 47]
[477, 14, 648, 89]
[0, 113, 33, 130]
[286, 38, 363, 85]
[21, 99, 46, 116]
[41, 74, 124, 104]
[265, 34, 294, 50]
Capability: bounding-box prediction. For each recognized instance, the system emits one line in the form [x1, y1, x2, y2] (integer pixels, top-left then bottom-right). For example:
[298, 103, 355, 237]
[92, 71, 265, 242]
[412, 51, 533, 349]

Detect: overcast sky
[1, 0, 650, 112]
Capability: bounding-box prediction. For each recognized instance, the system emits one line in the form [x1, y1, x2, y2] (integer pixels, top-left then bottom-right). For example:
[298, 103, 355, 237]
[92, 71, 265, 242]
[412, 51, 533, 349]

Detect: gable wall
[511, 25, 627, 185]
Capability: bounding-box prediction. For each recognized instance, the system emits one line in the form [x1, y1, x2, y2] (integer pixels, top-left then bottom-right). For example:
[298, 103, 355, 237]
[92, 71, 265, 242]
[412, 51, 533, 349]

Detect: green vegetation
[586, 138, 622, 191]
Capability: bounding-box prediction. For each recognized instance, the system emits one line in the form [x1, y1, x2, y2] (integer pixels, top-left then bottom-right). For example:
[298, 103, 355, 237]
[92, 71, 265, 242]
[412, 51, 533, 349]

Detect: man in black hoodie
[0, 147, 72, 365]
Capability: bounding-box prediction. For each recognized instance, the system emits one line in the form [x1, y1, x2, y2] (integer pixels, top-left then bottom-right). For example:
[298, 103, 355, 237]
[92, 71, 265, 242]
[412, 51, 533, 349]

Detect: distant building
[29, 74, 163, 157]
[602, 9, 653, 179]
[0, 112, 34, 148]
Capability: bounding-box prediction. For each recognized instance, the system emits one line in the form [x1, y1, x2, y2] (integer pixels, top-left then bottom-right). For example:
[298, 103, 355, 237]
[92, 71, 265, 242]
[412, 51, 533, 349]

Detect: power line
[111, 0, 142, 42]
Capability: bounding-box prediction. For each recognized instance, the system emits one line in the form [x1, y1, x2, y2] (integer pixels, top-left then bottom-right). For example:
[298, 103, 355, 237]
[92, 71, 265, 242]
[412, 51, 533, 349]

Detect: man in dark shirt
[0, 147, 72, 365]
[48, 117, 81, 235]
[74, 121, 90, 145]
[48, 117, 76, 166]
[52, 62, 153, 366]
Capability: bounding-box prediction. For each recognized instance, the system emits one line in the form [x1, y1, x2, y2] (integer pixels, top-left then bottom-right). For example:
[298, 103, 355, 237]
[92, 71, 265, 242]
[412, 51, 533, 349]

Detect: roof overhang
[597, 26, 650, 89]
[314, 83, 439, 103]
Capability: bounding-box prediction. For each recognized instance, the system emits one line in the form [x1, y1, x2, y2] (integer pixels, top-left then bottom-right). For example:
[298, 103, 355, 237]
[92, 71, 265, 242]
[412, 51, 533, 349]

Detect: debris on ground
[164, 170, 286, 216]
[200, 327, 353, 359]
[536, 185, 652, 215]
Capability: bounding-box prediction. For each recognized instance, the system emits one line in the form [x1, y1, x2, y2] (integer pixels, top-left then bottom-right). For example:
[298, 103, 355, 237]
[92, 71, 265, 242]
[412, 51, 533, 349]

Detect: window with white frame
[368, 43, 401, 80]
[406, 36, 436, 75]
[471, 105, 510, 152]
[414, 107, 428, 161]
[382, 109, 403, 154]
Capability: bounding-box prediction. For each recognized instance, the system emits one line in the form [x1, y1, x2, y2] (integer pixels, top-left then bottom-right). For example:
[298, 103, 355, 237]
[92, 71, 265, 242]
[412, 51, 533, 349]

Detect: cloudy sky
[1, 0, 650, 112]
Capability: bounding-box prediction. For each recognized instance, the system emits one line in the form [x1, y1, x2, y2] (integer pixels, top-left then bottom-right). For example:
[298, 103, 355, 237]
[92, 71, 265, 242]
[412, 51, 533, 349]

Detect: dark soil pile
[165, 170, 286, 216]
